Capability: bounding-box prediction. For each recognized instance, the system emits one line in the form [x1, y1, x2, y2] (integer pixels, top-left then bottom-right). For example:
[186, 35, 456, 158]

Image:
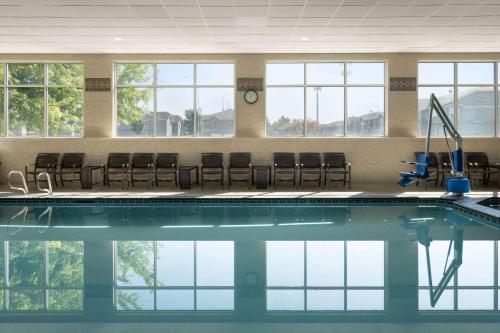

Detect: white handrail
[36, 172, 53, 195]
[7, 170, 29, 195]
[8, 206, 29, 236]
[37, 206, 52, 233]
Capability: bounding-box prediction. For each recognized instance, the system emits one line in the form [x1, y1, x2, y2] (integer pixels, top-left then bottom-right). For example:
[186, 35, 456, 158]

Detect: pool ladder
[7, 170, 53, 195]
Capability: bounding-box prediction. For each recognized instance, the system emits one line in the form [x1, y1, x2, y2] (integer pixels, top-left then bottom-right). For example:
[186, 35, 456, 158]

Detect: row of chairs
[415, 151, 499, 187]
[24, 152, 352, 189]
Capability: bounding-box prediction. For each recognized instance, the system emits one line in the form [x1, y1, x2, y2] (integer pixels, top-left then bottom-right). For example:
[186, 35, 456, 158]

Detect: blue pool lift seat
[399, 153, 431, 187]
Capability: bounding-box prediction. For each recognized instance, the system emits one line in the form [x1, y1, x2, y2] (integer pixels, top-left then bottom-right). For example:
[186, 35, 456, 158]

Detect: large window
[115, 63, 234, 137]
[418, 62, 498, 137]
[114, 241, 234, 311]
[0, 241, 84, 312]
[1, 63, 83, 137]
[266, 241, 385, 311]
[266, 62, 385, 137]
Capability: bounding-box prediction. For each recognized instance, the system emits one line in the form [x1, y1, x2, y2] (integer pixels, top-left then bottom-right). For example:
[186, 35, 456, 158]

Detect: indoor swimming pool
[0, 198, 499, 332]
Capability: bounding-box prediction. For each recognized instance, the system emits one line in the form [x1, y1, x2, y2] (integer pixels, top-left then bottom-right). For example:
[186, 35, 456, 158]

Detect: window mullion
[44, 64, 49, 137]
[344, 63, 348, 137]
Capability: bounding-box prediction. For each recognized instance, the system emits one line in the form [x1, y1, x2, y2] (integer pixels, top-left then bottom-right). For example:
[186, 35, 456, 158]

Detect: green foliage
[49, 88, 83, 136]
[8, 241, 45, 287]
[49, 290, 83, 311]
[0, 88, 3, 136]
[48, 241, 84, 288]
[49, 63, 83, 86]
[8, 87, 44, 136]
[8, 63, 43, 85]
[9, 290, 44, 311]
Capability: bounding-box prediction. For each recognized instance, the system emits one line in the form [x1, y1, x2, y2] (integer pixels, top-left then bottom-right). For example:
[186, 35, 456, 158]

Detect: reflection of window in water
[266, 241, 385, 311]
[114, 241, 234, 311]
[0, 241, 84, 311]
[418, 240, 498, 311]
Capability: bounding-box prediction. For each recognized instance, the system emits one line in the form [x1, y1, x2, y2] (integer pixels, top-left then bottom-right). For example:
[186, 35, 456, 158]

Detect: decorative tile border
[85, 78, 111, 92]
[390, 77, 417, 92]
[237, 77, 264, 91]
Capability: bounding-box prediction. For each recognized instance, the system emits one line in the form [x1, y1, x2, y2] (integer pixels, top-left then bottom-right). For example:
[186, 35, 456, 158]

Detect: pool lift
[398, 93, 470, 195]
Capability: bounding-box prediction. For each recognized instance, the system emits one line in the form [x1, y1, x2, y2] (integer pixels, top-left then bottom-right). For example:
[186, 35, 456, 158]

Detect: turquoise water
[0, 201, 499, 331]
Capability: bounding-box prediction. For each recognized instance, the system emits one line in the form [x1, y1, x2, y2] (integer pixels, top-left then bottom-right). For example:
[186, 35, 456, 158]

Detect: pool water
[0, 201, 499, 332]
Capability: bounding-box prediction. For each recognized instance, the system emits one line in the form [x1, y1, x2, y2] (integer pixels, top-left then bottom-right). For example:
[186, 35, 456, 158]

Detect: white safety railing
[7, 170, 29, 195]
[36, 172, 53, 195]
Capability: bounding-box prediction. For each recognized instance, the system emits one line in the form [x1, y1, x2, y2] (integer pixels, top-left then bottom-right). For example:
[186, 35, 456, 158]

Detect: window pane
[458, 87, 494, 137]
[197, 87, 234, 137]
[418, 63, 454, 85]
[157, 290, 194, 310]
[48, 241, 84, 288]
[196, 289, 234, 310]
[116, 289, 154, 310]
[306, 87, 344, 137]
[307, 290, 344, 311]
[418, 87, 454, 137]
[347, 290, 384, 310]
[8, 63, 44, 85]
[267, 63, 304, 85]
[458, 241, 494, 286]
[266, 87, 304, 137]
[48, 87, 84, 137]
[418, 289, 454, 310]
[306, 63, 344, 85]
[0, 243, 3, 286]
[267, 241, 304, 287]
[116, 241, 154, 287]
[458, 289, 494, 310]
[48, 63, 83, 86]
[49, 290, 83, 311]
[0, 64, 3, 84]
[116, 87, 154, 137]
[346, 87, 384, 136]
[196, 241, 234, 287]
[346, 63, 384, 85]
[9, 290, 44, 311]
[9, 241, 44, 287]
[306, 241, 344, 286]
[157, 88, 194, 136]
[457, 62, 494, 84]
[267, 290, 304, 311]
[157, 63, 193, 85]
[116, 63, 153, 86]
[157, 241, 194, 286]
[8, 87, 44, 136]
[418, 241, 450, 287]
[347, 241, 384, 287]
[196, 64, 233, 85]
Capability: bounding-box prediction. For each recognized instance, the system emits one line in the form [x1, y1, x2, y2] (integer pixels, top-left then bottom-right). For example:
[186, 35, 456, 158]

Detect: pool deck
[0, 183, 498, 221]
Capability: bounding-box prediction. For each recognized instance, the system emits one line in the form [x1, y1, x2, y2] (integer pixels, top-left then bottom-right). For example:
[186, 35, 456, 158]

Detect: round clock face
[244, 90, 258, 104]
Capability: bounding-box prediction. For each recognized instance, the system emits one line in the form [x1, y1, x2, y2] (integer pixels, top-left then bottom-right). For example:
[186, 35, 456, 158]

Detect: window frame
[265, 61, 387, 138]
[2, 61, 84, 138]
[113, 61, 236, 138]
[417, 61, 499, 138]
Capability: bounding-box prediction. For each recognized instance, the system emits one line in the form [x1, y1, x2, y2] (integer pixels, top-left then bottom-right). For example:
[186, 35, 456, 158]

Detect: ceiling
[1, 0, 500, 54]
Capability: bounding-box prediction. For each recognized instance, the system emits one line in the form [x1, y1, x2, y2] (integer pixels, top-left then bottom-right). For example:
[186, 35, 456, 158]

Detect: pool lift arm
[399, 93, 470, 195]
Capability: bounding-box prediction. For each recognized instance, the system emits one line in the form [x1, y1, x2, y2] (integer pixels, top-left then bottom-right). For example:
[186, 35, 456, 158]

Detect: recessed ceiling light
[114, 37, 122, 41]
[301, 37, 309, 41]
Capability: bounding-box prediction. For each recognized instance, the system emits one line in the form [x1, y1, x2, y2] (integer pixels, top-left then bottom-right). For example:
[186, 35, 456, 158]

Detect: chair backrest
[202, 153, 223, 168]
[132, 153, 154, 168]
[274, 152, 295, 168]
[439, 152, 451, 165]
[156, 153, 178, 168]
[323, 152, 346, 168]
[35, 153, 60, 168]
[107, 153, 130, 168]
[61, 153, 85, 168]
[465, 152, 489, 167]
[414, 152, 438, 168]
[299, 153, 321, 168]
[230, 152, 251, 168]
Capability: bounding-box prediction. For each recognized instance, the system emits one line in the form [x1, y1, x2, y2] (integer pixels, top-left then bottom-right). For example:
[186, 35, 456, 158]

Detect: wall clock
[244, 90, 258, 104]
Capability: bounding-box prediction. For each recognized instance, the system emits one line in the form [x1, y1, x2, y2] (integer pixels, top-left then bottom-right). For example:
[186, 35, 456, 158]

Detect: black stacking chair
[299, 153, 322, 187]
[414, 152, 439, 186]
[57, 153, 85, 187]
[155, 153, 178, 187]
[104, 153, 130, 188]
[438, 152, 453, 186]
[25, 153, 60, 186]
[466, 152, 499, 188]
[130, 153, 155, 187]
[273, 152, 297, 189]
[228, 152, 252, 189]
[201, 153, 224, 188]
[323, 152, 351, 189]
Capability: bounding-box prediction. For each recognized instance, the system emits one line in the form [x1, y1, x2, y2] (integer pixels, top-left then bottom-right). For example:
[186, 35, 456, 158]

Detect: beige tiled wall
[0, 53, 499, 184]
